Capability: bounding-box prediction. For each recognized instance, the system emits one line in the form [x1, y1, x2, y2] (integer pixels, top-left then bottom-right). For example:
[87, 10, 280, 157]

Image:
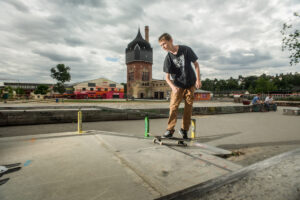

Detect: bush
[276, 96, 300, 101]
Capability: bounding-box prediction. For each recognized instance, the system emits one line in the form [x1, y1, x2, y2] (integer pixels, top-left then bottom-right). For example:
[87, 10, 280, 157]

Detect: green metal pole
[145, 116, 149, 138]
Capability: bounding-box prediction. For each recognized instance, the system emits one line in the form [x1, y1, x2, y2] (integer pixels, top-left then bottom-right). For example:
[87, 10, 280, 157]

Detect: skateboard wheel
[153, 138, 157, 143]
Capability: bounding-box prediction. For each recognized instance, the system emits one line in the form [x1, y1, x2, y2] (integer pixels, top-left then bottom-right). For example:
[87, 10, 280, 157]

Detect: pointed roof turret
[127, 28, 151, 50]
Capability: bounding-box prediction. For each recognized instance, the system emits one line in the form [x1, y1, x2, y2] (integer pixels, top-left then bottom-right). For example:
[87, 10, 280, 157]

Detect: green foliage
[15, 87, 25, 95]
[281, 12, 300, 66]
[53, 82, 66, 94]
[255, 77, 277, 93]
[34, 85, 49, 95]
[51, 64, 71, 83]
[2, 86, 13, 99]
[201, 73, 299, 93]
[50, 64, 71, 94]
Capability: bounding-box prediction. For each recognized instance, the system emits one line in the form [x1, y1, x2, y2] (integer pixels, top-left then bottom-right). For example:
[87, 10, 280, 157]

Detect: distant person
[158, 33, 202, 139]
[252, 93, 262, 105]
[252, 93, 263, 111]
[265, 94, 274, 104]
[265, 94, 277, 111]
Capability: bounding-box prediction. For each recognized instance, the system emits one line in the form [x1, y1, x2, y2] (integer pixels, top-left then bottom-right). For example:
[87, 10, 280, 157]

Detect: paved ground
[0, 106, 299, 166]
[1, 102, 300, 199]
[0, 131, 241, 200]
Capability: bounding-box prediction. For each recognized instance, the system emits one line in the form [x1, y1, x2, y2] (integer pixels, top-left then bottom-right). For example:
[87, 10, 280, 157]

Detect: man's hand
[196, 79, 202, 89]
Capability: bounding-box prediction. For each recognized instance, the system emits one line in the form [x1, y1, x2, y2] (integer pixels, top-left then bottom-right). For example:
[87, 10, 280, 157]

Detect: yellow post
[191, 118, 196, 139]
[78, 110, 82, 134]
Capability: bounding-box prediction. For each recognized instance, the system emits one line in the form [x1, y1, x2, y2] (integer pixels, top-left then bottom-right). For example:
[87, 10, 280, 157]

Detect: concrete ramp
[0, 130, 242, 199]
[95, 131, 241, 196]
[155, 148, 300, 200]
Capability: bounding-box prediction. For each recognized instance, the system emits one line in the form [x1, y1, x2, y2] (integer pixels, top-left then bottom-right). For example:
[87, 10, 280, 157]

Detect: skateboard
[153, 136, 191, 146]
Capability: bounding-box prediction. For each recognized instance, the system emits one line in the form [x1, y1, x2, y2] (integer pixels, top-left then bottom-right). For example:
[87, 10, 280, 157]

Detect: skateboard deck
[153, 136, 190, 146]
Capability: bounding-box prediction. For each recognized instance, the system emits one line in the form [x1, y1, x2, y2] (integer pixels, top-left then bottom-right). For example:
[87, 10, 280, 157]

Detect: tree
[227, 77, 239, 90]
[34, 85, 49, 95]
[15, 87, 25, 97]
[50, 64, 71, 94]
[281, 12, 300, 66]
[255, 77, 277, 93]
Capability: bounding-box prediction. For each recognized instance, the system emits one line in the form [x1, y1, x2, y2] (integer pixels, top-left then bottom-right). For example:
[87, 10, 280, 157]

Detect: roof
[126, 28, 152, 50]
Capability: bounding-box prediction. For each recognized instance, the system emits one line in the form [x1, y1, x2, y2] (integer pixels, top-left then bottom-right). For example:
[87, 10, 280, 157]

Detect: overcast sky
[0, 0, 300, 84]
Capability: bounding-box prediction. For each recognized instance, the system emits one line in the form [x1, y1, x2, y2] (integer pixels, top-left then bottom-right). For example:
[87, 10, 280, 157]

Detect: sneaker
[162, 130, 174, 138]
[178, 129, 188, 139]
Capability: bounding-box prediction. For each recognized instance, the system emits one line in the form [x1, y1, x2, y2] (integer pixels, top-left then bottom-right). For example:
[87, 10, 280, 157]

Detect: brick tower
[125, 26, 153, 98]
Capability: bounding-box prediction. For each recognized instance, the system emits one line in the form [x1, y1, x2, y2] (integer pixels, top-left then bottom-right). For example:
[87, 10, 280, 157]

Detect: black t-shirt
[163, 45, 198, 88]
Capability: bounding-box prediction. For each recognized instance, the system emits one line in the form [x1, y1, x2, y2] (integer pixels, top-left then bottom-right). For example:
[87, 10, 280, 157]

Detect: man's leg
[182, 86, 195, 131]
[167, 88, 184, 131]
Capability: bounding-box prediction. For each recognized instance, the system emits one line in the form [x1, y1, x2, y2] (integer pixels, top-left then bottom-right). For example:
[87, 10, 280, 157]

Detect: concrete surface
[1, 105, 300, 199]
[0, 130, 241, 200]
[156, 148, 300, 200]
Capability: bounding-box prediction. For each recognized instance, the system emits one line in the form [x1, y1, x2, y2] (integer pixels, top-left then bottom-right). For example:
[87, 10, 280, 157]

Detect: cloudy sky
[0, 0, 300, 84]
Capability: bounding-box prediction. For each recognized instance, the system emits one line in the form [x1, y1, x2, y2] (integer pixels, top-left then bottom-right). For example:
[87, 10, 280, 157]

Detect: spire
[135, 27, 144, 40]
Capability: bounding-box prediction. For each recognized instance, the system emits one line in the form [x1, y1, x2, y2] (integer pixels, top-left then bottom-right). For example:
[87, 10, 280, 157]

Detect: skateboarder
[158, 33, 202, 139]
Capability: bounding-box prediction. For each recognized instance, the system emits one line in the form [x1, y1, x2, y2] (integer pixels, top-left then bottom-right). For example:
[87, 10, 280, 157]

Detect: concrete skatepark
[0, 101, 300, 199]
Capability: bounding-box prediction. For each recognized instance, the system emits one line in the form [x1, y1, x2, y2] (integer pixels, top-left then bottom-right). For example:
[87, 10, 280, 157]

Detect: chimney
[145, 26, 149, 42]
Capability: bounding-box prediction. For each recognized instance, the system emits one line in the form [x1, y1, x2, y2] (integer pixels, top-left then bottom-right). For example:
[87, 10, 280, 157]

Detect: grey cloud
[4, 0, 29, 12]
[184, 14, 194, 22]
[47, 15, 70, 29]
[90, 51, 97, 54]
[58, 0, 106, 7]
[217, 49, 271, 66]
[192, 42, 221, 61]
[32, 50, 82, 62]
[64, 37, 85, 47]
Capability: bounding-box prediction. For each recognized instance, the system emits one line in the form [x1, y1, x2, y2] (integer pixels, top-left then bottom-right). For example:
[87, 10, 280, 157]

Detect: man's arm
[194, 61, 202, 89]
[166, 73, 179, 94]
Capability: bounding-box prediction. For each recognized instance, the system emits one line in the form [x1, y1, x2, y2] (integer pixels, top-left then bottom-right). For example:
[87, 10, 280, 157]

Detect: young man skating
[158, 33, 202, 139]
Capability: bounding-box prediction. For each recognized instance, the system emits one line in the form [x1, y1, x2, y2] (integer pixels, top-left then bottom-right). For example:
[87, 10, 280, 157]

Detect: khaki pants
[167, 86, 195, 131]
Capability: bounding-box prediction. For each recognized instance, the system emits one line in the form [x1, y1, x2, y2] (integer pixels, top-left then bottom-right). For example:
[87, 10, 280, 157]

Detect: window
[111, 88, 115, 91]
[128, 72, 134, 81]
[90, 88, 94, 91]
[105, 88, 108, 91]
[97, 88, 101, 91]
[142, 72, 149, 81]
[88, 83, 96, 87]
[82, 88, 86, 91]
[109, 84, 116, 87]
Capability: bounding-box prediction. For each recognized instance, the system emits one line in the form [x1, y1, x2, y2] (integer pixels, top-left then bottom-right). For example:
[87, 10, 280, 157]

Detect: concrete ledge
[0, 105, 251, 126]
[283, 107, 300, 115]
[155, 148, 300, 200]
[275, 101, 300, 107]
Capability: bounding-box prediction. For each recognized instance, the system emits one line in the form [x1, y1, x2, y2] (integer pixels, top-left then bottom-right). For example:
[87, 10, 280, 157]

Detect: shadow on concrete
[196, 132, 242, 143]
[218, 140, 300, 149]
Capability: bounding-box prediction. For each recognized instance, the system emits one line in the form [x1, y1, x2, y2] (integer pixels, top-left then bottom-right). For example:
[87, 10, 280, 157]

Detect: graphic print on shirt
[173, 55, 185, 69]
[173, 55, 185, 79]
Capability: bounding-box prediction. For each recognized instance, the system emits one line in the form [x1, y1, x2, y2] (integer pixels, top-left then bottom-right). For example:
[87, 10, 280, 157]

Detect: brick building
[125, 26, 170, 99]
